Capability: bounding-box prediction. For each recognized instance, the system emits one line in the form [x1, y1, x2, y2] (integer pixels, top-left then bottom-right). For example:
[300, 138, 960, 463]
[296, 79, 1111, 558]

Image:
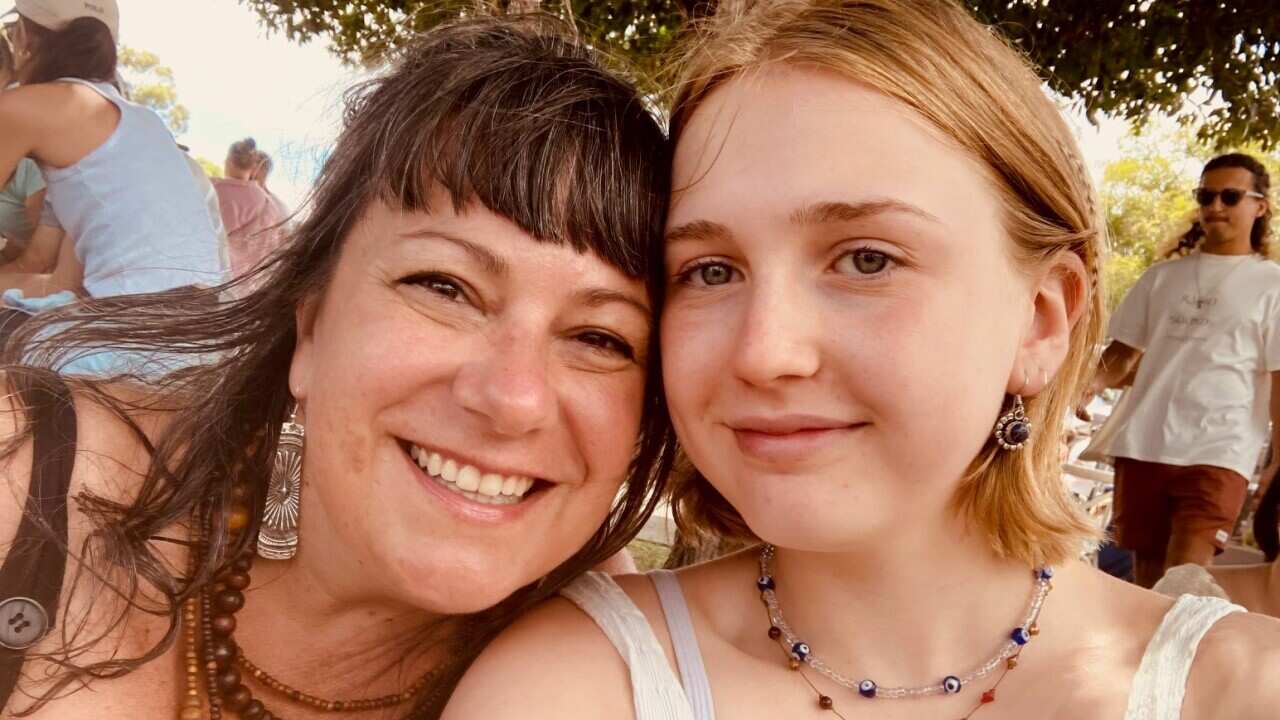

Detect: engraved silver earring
[258, 404, 303, 560]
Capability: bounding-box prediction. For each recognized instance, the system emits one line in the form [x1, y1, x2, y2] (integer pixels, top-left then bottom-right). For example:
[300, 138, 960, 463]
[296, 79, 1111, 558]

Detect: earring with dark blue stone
[993, 395, 1032, 451]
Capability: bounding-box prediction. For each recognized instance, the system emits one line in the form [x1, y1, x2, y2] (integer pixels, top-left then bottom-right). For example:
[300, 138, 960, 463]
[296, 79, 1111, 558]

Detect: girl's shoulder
[442, 583, 641, 720]
[1183, 609, 1280, 720]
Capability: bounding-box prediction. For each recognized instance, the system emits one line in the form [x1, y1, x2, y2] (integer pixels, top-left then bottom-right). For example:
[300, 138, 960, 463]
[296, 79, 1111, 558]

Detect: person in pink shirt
[212, 137, 285, 279]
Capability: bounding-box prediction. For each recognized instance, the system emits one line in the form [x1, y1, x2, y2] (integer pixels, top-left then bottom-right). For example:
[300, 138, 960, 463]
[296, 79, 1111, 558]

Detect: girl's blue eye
[698, 263, 733, 285]
[836, 249, 891, 275]
[675, 260, 738, 287]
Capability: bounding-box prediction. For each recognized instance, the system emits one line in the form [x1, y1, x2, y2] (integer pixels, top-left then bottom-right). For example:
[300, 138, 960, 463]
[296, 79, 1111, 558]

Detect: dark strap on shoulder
[0, 373, 78, 710]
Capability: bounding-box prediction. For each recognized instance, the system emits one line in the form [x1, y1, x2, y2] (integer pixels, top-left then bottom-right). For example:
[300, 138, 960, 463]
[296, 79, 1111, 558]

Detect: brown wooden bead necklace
[178, 505, 441, 719]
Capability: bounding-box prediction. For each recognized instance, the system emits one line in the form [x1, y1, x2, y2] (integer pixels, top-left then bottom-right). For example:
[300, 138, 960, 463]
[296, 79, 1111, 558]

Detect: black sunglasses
[1193, 187, 1265, 207]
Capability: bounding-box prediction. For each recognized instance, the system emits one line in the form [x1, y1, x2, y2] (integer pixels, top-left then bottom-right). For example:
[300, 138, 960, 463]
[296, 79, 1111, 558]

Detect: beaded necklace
[755, 544, 1053, 716]
[178, 501, 443, 719]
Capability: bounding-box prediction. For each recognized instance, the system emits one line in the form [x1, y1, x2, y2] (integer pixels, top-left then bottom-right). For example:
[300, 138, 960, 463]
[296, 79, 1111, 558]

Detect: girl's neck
[761, 522, 1046, 684]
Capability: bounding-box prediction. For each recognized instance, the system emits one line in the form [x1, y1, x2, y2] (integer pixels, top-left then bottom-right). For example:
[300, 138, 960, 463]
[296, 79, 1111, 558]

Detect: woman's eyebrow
[398, 229, 509, 276]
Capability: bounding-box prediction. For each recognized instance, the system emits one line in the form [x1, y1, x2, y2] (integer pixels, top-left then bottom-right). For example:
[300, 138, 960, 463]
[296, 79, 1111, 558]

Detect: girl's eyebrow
[667, 197, 944, 247]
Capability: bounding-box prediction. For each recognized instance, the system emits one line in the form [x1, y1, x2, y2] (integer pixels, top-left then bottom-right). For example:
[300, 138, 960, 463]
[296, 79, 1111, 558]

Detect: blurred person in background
[214, 138, 286, 279]
[0, 0, 227, 314]
[0, 31, 49, 264]
[1084, 153, 1279, 588]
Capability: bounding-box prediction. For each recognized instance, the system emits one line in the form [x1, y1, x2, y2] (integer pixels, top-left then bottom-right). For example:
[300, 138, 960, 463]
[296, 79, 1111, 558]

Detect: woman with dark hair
[0, 14, 673, 720]
[0, 32, 47, 261]
[0, 0, 226, 305]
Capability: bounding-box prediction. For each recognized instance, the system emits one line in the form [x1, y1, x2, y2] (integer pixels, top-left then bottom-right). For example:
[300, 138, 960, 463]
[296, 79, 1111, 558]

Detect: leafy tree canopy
[119, 47, 191, 136]
[241, 0, 1280, 147]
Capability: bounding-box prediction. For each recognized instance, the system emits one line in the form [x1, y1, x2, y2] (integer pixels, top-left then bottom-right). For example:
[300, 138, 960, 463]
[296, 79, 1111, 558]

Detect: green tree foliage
[1100, 119, 1280, 311]
[119, 47, 191, 136]
[195, 157, 223, 178]
[241, 1, 1280, 146]
[967, 0, 1280, 149]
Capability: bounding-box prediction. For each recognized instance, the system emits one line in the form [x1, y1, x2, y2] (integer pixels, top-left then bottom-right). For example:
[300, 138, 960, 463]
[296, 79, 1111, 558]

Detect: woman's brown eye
[426, 279, 462, 300]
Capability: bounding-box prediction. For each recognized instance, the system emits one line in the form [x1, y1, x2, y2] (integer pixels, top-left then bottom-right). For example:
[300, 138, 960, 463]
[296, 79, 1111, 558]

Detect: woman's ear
[288, 296, 320, 404]
[1007, 250, 1088, 397]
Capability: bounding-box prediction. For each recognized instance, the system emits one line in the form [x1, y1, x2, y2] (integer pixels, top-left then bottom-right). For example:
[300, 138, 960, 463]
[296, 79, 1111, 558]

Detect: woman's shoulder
[442, 578, 642, 720]
[0, 82, 97, 122]
[1182, 609, 1280, 720]
[0, 374, 170, 553]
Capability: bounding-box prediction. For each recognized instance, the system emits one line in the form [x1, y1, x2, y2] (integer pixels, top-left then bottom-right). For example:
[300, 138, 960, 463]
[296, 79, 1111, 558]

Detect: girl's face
[290, 188, 652, 613]
[662, 66, 1071, 551]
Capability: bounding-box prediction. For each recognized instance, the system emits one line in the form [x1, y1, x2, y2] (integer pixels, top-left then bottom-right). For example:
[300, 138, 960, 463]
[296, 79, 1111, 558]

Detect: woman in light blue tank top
[0, 3, 227, 374]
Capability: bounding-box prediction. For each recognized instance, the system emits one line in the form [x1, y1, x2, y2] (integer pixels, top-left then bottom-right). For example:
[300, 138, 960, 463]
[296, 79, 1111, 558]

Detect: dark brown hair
[1171, 152, 1274, 258]
[2, 15, 673, 716]
[17, 15, 117, 85]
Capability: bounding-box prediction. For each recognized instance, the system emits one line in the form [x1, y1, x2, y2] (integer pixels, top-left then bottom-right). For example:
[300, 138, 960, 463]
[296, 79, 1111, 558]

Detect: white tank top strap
[561, 572, 698, 720]
[1123, 594, 1244, 720]
[650, 570, 716, 720]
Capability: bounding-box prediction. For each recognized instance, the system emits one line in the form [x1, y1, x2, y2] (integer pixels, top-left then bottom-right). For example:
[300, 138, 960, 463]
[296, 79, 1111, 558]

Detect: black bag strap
[0, 373, 78, 710]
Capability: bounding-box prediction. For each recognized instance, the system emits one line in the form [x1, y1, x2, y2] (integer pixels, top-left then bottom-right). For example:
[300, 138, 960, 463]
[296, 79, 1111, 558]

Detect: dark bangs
[334, 17, 668, 280]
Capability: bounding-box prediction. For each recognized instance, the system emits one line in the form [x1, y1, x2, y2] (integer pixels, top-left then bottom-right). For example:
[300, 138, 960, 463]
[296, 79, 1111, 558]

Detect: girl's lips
[731, 424, 868, 463]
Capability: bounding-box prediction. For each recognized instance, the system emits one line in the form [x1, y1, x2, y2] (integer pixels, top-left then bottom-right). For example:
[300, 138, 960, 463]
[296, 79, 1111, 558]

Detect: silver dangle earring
[258, 404, 304, 560]
[993, 395, 1032, 451]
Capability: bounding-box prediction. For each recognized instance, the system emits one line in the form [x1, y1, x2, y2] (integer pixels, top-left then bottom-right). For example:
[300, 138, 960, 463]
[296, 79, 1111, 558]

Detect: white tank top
[563, 571, 1244, 720]
[38, 79, 228, 297]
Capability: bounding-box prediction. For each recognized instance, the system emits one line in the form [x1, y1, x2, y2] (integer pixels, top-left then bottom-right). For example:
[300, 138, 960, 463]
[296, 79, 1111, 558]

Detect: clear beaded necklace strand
[756, 543, 1054, 706]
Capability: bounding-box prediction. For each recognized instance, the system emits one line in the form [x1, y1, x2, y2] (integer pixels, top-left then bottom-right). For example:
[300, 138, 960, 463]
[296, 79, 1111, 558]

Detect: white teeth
[456, 465, 481, 492]
[479, 473, 504, 497]
[410, 444, 538, 503]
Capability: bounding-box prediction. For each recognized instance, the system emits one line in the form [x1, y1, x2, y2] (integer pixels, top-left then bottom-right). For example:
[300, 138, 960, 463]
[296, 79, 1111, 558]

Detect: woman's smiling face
[290, 187, 652, 613]
[662, 66, 1036, 552]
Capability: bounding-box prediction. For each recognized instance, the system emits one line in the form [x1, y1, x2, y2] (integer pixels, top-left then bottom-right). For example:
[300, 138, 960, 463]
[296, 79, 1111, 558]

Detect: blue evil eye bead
[942, 675, 962, 694]
[1038, 566, 1054, 581]
[790, 642, 810, 661]
[1011, 627, 1031, 645]
[756, 575, 776, 592]
[1005, 420, 1031, 445]
[858, 679, 877, 698]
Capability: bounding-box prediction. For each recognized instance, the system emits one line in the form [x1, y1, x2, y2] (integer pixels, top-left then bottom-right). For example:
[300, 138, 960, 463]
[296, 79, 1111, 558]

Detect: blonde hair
[665, 0, 1106, 566]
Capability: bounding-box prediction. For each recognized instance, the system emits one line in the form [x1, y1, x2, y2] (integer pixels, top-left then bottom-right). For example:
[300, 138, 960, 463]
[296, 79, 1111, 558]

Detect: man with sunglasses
[1085, 152, 1279, 588]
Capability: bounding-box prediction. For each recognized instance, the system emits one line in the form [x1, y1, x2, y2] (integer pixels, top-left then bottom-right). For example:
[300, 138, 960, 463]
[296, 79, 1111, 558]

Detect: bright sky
[120, 0, 365, 210]
[120, 0, 1133, 213]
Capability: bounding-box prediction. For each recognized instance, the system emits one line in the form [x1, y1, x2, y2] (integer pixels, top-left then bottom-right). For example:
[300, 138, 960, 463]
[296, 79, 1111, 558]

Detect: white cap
[3, 0, 119, 42]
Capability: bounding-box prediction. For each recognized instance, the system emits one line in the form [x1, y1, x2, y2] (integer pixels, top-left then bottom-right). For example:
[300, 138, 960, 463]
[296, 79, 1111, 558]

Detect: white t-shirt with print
[1101, 251, 1280, 478]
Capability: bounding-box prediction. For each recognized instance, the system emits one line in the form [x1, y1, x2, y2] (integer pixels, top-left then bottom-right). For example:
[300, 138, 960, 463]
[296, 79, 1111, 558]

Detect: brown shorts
[1112, 458, 1248, 556]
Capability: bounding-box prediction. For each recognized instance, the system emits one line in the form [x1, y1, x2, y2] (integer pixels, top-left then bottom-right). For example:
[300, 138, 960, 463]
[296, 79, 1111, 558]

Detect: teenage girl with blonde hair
[446, 2, 1280, 719]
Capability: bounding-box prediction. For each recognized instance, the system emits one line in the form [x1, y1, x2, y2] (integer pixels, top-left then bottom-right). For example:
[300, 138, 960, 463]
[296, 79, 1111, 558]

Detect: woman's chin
[387, 554, 548, 615]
